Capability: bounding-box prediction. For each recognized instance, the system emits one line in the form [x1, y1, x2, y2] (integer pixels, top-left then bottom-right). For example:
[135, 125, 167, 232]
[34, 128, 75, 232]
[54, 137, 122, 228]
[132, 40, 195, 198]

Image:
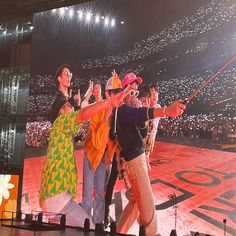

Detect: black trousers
[104, 155, 118, 221]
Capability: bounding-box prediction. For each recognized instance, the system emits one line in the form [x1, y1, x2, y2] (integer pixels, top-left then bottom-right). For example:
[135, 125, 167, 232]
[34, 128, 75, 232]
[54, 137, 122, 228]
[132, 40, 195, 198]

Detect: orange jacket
[84, 108, 117, 171]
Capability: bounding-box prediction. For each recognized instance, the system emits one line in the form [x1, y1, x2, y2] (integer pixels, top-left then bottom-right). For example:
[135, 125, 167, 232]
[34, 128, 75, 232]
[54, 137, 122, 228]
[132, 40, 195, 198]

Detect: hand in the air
[84, 80, 93, 99]
[109, 85, 130, 108]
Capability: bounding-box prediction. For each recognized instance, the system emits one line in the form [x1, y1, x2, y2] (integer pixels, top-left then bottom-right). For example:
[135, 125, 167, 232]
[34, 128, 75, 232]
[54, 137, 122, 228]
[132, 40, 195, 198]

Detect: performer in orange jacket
[81, 72, 122, 224]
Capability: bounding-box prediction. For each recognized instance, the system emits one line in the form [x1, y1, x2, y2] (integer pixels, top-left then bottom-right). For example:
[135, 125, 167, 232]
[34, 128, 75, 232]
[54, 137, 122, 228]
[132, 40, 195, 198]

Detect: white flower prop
[0, 175, 15, 206]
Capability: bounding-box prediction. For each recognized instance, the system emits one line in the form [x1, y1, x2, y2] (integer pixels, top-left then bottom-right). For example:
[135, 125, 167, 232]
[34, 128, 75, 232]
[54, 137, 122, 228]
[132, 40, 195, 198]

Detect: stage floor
[0, 224, 114, 236]
[21, 141, 236, 236]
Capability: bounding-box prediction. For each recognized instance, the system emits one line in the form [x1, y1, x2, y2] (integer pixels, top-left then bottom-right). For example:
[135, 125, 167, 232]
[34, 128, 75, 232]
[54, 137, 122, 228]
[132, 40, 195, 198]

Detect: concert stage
[17, 141, 236, 235]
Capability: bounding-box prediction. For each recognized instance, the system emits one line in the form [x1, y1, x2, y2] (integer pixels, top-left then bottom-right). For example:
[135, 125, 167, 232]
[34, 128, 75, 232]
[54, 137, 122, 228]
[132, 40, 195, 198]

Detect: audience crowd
[25, 65, 236, 147]
[159, 113, 236, 142]
[81, 0, 235, 69]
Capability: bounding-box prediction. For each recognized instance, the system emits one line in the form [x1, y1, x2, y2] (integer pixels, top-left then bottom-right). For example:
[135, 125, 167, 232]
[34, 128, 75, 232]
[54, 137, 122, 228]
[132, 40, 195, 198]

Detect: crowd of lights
[80, 0, 236, 69]
[50, 7, 124, 27]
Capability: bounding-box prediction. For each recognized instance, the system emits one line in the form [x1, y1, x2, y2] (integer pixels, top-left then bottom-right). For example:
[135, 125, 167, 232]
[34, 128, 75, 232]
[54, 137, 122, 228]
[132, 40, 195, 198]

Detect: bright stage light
[59, 8, 65, 16]
[69, 9, 74, 17]
[85, 12, 92, 22]
[46, 6, 123, 30]
[104, 17, 109, 26]
[78, 11, 83, 20]
[111, 19, 115, 27]
[95, 15, 100, 23]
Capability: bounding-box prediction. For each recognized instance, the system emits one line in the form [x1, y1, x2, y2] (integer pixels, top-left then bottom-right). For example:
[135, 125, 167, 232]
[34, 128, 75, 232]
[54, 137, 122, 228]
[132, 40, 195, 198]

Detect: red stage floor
[22, 141, 236, 236]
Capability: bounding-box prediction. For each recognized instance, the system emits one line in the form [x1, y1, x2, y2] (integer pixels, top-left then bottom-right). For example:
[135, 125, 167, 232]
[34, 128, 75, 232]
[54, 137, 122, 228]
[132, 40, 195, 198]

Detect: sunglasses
[63, 72, 73, 78]
[129, 90, 139, 97]
[110, 88, 122, 94]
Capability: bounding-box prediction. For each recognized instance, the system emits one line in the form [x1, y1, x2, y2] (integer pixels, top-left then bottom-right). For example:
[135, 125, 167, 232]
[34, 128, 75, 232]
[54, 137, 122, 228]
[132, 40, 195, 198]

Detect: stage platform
[0, 223, 115, 236]
[19, 141, 236, 235]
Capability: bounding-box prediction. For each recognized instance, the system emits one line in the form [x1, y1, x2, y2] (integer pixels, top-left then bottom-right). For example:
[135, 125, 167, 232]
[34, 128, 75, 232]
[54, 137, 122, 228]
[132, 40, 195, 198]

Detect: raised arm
[81, 80, 93, 108]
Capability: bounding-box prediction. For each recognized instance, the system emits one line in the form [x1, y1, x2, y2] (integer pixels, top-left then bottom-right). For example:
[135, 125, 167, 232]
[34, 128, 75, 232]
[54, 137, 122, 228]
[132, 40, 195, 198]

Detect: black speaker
[84, 218, 90, 232]
[37, 212, 43, 224]
[170, 229, 177, 236]
[60, 214, 66, 228]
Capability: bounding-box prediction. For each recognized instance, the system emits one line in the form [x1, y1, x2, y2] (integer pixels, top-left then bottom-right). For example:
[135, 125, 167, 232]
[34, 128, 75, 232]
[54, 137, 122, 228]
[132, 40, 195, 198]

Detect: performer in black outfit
[50, 64, 80, 124]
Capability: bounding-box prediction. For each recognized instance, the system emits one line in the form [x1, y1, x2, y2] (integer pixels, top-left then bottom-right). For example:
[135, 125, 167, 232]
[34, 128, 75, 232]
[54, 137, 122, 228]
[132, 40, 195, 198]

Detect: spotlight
[69, 9, 74, 18]
[78, 11, 83, 20]
[104, 17, 109, 26]
[111, 18, 115, 27]
[121, 21, 124, 24]
[85, 12, 92, 22]
[59, 8, 65, 16]
[95, 15, 100, 23]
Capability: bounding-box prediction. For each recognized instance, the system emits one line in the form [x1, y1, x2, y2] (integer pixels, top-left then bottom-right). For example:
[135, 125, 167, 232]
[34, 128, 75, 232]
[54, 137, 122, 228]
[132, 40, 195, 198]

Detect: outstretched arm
[153, 100, 186, 118]
[76, 86, 129, 124]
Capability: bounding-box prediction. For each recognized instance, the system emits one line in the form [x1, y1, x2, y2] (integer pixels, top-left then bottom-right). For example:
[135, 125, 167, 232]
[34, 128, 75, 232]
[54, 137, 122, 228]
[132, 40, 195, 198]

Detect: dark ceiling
[0, 0, 92, 22]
